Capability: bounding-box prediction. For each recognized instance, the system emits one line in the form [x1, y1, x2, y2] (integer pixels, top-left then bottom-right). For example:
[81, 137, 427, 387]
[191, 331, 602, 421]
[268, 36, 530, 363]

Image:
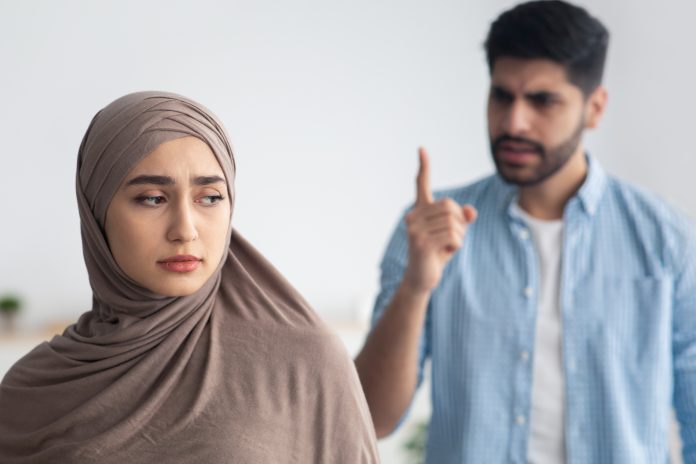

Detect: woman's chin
[142, 277, 209, 297]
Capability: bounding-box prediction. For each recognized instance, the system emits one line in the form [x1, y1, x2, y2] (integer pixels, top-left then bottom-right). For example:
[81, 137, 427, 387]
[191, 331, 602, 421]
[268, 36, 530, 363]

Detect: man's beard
[490, 116, 585, 187]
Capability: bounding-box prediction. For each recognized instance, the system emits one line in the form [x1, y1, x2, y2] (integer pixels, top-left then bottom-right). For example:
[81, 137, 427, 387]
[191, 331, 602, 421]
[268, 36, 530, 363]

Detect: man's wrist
[397, 279, 433, 303]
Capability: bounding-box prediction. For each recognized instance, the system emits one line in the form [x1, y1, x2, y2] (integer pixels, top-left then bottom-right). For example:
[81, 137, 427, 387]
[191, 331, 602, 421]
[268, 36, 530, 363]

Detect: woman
[0, 91, 380, 463]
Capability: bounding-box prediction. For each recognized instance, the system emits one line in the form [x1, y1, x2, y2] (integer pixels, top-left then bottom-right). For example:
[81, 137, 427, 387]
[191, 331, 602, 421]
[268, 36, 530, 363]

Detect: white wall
[1, 0, 695, 328]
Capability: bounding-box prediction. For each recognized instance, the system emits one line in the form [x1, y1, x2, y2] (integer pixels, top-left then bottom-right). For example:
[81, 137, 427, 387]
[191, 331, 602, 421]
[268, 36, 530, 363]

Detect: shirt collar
[574, 153, 607, 217]
[504, 153, 608, 219]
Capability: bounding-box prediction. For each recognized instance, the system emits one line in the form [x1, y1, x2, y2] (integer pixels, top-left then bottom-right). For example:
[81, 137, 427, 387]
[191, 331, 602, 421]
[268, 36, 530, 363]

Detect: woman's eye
[136, 196, 166, 206]
[198, 195, 225, 206]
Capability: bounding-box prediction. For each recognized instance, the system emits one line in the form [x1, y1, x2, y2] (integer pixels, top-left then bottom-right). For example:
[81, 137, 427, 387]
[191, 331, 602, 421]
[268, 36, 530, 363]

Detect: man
[355, 1, 696, 463]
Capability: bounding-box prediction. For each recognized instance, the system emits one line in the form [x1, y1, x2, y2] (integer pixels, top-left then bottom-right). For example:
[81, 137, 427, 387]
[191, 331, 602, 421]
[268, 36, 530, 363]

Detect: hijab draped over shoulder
[0, 91, 379, 463]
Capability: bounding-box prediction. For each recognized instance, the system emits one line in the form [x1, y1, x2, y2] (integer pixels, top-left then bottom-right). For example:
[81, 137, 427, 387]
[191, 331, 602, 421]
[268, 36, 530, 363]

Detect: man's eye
[530, 95, 556, 107]
[136, 196, 166, 206]
[492, 90, 513, 103]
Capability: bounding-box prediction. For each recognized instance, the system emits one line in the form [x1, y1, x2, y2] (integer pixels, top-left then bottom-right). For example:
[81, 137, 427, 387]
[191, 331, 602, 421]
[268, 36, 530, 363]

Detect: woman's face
[105, 136, 231, 296]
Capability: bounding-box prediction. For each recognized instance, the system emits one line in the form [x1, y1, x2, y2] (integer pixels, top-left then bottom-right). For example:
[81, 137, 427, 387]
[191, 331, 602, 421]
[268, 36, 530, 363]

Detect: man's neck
[517, 149, 588, 220]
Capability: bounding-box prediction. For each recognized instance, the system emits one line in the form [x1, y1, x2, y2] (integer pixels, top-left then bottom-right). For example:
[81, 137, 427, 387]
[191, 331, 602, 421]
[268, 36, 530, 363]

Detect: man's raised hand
[403, 147, 478, 293]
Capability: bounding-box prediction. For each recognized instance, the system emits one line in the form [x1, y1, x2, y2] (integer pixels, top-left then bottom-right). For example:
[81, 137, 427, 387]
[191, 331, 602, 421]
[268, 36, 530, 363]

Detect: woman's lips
[157, 255, 202, 273]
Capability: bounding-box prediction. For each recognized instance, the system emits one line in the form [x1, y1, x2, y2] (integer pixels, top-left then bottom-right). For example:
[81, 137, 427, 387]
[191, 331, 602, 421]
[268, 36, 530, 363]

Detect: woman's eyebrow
[126, 175, 173, 186]
[193, 175, 226, 185]
[125, 174, 225, 186]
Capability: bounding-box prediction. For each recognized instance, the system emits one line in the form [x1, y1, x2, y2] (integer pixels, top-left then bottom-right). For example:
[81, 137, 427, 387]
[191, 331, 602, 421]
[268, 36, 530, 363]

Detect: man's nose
[501, 100, 532, 136]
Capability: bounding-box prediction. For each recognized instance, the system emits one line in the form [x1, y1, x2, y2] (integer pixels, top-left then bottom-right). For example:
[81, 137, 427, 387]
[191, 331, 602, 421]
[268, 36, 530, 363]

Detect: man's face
[487, 57, 595, 186]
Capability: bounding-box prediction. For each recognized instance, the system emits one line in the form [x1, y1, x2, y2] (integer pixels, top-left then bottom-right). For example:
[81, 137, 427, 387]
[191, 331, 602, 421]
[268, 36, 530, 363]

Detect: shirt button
[523, 287, 534, 298]
[518, 229, 530, 240]
[516, 415, 526, 425]
[520, 351, 530, 362]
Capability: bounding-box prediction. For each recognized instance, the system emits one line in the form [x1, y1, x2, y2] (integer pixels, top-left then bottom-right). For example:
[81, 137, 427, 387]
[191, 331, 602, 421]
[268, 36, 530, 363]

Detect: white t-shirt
[513, 203, 566, 464]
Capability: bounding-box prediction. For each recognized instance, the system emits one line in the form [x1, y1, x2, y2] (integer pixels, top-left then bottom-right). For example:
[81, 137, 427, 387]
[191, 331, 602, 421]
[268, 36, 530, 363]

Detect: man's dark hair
[484, 0, 609, 95]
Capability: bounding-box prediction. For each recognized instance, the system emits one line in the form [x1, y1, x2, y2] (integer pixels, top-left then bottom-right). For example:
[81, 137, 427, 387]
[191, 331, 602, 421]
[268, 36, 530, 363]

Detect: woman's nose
[167, 202, 199, 243]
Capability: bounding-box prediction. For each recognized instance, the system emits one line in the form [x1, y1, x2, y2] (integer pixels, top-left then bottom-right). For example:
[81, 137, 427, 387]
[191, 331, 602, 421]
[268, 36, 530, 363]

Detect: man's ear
[585, 85, 608, 129]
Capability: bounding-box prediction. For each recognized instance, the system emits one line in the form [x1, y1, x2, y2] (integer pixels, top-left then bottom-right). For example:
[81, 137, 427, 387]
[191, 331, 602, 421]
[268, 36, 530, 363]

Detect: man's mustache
[492, 135, 545, 156]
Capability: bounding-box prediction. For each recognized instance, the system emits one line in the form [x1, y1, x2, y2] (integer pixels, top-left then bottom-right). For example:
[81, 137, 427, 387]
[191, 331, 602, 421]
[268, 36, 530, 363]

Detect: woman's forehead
[127, 136, 226, 179]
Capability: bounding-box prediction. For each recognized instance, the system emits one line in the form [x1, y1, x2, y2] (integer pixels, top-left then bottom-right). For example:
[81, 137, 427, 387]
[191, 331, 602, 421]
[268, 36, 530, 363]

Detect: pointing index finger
[416, 147, 434, 206]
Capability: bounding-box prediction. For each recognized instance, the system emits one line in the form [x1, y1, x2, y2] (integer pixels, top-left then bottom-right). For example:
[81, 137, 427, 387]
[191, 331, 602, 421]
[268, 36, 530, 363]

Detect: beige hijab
[0, 91, 379, 463]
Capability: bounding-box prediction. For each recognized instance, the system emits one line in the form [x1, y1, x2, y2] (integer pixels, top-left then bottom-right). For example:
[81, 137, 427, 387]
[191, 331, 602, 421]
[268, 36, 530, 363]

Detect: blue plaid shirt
[371, 156, 696, 463]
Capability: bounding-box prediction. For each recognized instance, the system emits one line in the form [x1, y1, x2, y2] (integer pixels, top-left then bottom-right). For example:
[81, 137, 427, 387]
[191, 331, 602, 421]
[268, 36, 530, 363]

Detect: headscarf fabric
[0, 91, 379, 463]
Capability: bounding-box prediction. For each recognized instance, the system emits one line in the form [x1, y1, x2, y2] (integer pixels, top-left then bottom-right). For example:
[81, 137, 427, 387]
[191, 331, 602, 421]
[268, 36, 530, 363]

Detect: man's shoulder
[604, 174, 691, 229]
[603, 174, 695, 257]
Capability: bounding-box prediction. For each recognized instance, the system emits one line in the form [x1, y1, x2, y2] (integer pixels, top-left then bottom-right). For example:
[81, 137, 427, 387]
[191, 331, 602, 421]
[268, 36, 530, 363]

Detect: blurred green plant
[402, 419, 429, 464]
[0, 295, 22, 314]
[0, 294, 23, 331]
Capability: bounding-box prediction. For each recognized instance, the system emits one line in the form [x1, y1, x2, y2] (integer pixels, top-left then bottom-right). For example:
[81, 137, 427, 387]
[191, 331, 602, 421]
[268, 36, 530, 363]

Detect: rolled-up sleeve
[370, 212, 432, 430]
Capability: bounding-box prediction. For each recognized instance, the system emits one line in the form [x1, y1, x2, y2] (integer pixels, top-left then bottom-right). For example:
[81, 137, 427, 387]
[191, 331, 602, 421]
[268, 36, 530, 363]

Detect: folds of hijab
[0, 91, 380, 463]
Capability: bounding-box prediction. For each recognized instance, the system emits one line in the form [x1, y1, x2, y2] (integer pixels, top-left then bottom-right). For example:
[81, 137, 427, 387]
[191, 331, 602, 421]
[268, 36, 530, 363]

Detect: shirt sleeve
[672, 223, 696, 463]
[370, 211, 432, 432]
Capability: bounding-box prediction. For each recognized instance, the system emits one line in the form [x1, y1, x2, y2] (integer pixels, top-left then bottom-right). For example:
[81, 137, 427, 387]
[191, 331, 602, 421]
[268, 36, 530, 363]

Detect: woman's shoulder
[266, 316, 353, 367]
[1, 340, 56, 386]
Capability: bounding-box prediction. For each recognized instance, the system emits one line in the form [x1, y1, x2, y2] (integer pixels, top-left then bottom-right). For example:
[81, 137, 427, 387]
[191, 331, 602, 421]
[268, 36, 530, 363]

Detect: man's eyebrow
[491, 85, 513, 95]
[126, 175, 174, 186]
[491, 86, 562, 100]
[525, 90, 562, 99]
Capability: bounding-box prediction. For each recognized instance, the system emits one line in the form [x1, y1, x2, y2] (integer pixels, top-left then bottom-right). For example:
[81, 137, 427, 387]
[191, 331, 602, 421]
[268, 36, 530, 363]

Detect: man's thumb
[462, 204, 478, 223]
